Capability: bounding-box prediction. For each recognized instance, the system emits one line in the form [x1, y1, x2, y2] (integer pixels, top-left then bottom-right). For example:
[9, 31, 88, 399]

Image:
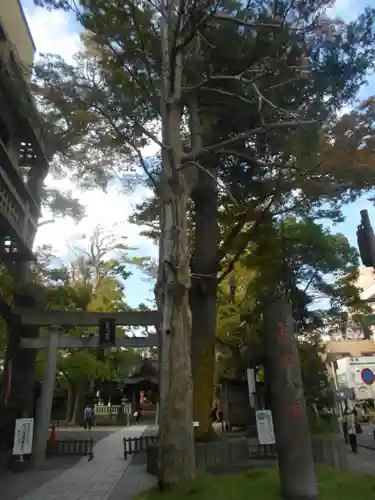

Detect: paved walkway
[17, 426, 151, 500]
[7, 426, 375, 500]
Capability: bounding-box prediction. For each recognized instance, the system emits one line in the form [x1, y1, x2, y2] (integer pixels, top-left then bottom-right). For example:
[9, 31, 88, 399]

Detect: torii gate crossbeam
[16, 309, 160, 467]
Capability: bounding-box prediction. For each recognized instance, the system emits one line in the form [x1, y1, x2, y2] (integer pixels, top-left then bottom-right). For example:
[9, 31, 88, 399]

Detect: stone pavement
[15, 425, 151, 500]
[346, 445, 375, 475]
[7, 425, 375, 500]
[108, 461, 156, 500]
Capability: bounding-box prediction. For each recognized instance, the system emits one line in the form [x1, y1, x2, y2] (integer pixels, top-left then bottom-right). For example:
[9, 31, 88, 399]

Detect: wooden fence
[123, 435, 158, 460]
[46, 439, 94, 459]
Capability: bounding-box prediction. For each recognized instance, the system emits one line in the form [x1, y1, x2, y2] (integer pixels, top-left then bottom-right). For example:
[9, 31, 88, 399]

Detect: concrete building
[0, 0, 35, 75]
[335, 356, 375, 401]
[321, 268, 375, 403]
[356, 267, 375, 303]
[322, 267, 375, 360]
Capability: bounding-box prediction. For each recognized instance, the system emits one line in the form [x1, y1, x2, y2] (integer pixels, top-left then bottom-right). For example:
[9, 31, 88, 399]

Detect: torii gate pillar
[32, 328, 59, 467]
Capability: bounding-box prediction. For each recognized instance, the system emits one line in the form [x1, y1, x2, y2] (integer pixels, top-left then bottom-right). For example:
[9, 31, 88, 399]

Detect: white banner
[256, 410, 275, 445]
[13, 418, 34, 456]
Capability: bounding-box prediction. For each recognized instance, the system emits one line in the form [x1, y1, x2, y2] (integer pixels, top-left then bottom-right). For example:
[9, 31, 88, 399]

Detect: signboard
[256, 410, 275, 445]
[13, 418, 34, 456]
[355, 385, 373, 401]
[361, 368, 374, 385]
[99, 317, 116, 346]
[336, 387, 355, 401]
[345, 323, 363, 340]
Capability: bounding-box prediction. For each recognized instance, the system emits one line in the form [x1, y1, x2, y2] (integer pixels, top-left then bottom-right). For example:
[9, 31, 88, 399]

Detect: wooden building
[0, 0, 49, 261]
[218, 377, 256, 433]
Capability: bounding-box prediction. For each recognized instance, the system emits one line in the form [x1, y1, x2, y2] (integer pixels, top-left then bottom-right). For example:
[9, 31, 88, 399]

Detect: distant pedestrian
[134, 409, 142, 424]
[347, 409, 358, 453]
[210, 407, 219, 423]
[84, 405, 94, 430]
[342, 411, 348, 444]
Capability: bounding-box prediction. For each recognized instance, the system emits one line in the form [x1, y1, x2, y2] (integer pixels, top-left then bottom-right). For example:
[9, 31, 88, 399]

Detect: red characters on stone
[283, 397, 302, 419]
[280, 353, 293, 370]
[277, 321, 287, 343]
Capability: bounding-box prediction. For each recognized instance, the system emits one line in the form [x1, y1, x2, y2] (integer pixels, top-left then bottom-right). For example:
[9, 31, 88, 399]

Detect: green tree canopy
[216, 217, 363, 383]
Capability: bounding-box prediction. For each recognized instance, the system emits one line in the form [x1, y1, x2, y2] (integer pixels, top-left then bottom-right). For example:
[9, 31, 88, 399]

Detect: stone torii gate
[13, 307, 159, 466]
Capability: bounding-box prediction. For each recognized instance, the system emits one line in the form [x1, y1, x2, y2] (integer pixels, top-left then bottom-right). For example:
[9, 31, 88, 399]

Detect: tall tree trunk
[263, 299, 318, 500]
[191, 161, 219, 440]
[0, 164, 48, 447]
[157, 181, 196, 486]
[156, 1, 196, 486]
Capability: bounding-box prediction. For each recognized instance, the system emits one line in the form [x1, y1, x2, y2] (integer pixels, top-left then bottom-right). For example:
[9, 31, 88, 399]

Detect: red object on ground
[50, 423, 56, 441]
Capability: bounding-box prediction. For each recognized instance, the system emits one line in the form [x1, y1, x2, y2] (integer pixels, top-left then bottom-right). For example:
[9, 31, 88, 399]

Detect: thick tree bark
[191, 162, 219, 440]
[156, 3, 196, 486]
[263, 299, 318, 500]
[157, 185, 196, 486]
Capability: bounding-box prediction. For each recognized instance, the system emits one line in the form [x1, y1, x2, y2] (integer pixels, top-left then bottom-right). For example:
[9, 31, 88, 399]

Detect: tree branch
[201, 86, 256, 106]
[176, 1, 220, 53]
[217, 206, 257, 263]
[184, 120, 314, 161]
[38, 219, 55, 228]
[213, 12, 283, 31]
[217, 196, 275, 283]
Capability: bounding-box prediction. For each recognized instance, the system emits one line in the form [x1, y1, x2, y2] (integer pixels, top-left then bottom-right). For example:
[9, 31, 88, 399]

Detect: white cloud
[24, 7, 81, 62]
[23, 6, 158, 272]
[35, 175, 157, 261]
[328, 0, 368, 23]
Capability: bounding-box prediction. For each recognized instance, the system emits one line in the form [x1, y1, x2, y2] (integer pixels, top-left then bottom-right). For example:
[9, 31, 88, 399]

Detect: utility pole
[263, 300, 318, 500]
[357, 209, 375, 268]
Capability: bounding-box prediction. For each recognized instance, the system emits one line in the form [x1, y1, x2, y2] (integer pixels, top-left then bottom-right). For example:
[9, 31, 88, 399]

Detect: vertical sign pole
[156, 402, 159, 426]
[32, 329, 59, 467]
[246, 368, 257, 409]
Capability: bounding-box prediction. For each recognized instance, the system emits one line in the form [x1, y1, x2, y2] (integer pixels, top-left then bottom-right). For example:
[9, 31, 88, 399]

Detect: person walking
[342, 411, 348, 445]
[134, 408, 142, 424]
[83, 405, 94, 430]
[347, 409, 358, 453]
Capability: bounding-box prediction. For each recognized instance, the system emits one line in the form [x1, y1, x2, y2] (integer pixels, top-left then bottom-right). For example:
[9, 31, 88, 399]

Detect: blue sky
[19, 0, 375, 309]
[21, 0, 157, 310]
